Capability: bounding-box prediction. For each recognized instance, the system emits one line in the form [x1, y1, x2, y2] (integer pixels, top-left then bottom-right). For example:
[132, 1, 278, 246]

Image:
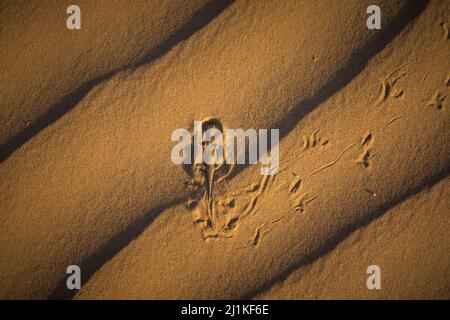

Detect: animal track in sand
[306, 141, 358, 177]
[184, 118, 274, 239]
[237, 224, 268, 249]
[355, 132, 376, 168]
[237, 214, 289, 250]
[302, 129, 329, 150]
[237, 172, 317, 250]
[217, 60, 442, 247]
[292, 193, 317, 213]
[441, 22, 449, 40]
[427, 91, 446, 110]
[425, 74, 449, 110]
[386, 115, 405, 125]
[375, 66, 406, 106]
[288, 173, 317, 213]
[289, 173, 302, 193]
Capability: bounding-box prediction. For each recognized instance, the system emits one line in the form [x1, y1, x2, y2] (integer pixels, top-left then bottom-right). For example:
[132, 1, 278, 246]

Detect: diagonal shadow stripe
[245, 166, 450, 300]
[0, 0, 235, 163]
[276, 0, 429, 139]
[48, 198, 185, 300]
[49, 0, 429, 300]
[225, 0, 430, 179]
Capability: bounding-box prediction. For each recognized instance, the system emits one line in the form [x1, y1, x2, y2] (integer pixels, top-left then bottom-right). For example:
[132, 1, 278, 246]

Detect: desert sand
[0, 0, 448, 299]
[257, 177, 450, 299]
[0, 0, 218, 158]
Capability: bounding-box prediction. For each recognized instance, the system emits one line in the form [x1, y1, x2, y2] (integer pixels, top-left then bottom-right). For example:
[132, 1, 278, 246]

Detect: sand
[0, 0, 448, 299]
[257, 177, 450, 299]
[0, 0, 218, 158]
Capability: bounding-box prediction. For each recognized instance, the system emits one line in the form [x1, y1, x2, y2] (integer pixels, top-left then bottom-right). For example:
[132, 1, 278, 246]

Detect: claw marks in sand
[427, 91, 446, 110]
[355, 132, 375, 168]
[289, 173, 302, 193]
[238, 214, 289, 249]
[248, 224, 267, 247]
[240, 174, 274, 219]
[238, 172, 317, 249]
[289, 173, 317, 213]
[441, 22, 449, 40]
[375, 66, 406, 106]
[185, 118, 274, 239]
[237, 224, 269, 249]
[292, 193, 317, 213]
[426, 73, 449, 110]
[302, 129, 329, 150]
[189, 172, 274, 239]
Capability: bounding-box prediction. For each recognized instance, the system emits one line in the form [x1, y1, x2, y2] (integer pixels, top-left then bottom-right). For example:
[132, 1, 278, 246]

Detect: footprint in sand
[427, 91, 446, 110]
[355, 133, 376, 168]
[302, 129, 329, 150]
[237, 224, 268, 249]
[375, 67, 406, 106]
[287, 174, 317, 213]
[184, 119, 274, 240]
[289, 173, 302, 193]
[184, 118, 236, 239]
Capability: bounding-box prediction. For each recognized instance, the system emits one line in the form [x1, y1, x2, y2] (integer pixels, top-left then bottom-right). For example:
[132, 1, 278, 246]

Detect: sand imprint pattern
[184, 118, 275, 239]
[1, 0, 449, 300]
[375, 66, 406, 106]
[355, 133, 375, 168]
[302, 130, 329, 150]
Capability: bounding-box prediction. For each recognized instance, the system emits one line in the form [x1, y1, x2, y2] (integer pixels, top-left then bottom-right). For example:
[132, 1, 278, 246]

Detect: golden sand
[0, 0, 448, 299]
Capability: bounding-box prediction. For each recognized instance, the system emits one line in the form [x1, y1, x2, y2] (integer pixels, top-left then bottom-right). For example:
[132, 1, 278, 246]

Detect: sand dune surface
[0, 0, 448, 299]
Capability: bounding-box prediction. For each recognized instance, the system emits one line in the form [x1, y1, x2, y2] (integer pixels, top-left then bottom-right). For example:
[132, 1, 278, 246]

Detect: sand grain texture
[77, 0, 448, 299]
[257, 177, 450, 299]
[0, 0, 448, 300]
[0, 0, 220, 157]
